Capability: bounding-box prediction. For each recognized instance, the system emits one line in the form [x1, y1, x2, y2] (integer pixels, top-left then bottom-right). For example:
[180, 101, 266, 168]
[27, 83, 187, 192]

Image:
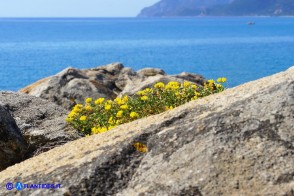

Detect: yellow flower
[205, 80, 215, 91]
[122, 95, 128, 103]
[183, 81, 191, 88]
[144, 88, 152, 93]
[66, 117, 72, 123]
[165, 106, 174, 111]
[114, 96, 128, 105]
[72, 104, 83, 113]
[74, 104, 83, 109]
[120, 104, 128, 110]
[85, 105, 93, 112]
[116, 110, 123, 118]
[207, 79, 215, 84]
[116, 120, 122, 125]
[130, 112, 139, 119]
[68, 111, 77, 118]
[79, 116, 87, 121]
[141, 95, 148, 101]
[166, 81, 180, 90]
[108, 117, 115, 124]
[94, 98, 105, 105]
[217, 77, 227, 83]
[114, 97, 124, 105]
[106, 100, 113, 104]
[136, 90, 145, 96]
[91, 127, 108, 134]
[91, 127, 99, 134]
[105, 104, 111, 110]
[85, 98, 92, 104]
[154, 82, 165, 89]
[216, 84, 223, 89]
[99, 127, 108, 133]
[191, 84, 197, 90]
[193, 92, 201, 100]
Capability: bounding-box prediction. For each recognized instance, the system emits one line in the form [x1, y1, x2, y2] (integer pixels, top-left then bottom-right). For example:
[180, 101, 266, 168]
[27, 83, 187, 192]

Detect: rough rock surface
[0, 105, 28, 171]
[20, 63, 205, 109]
[0, 92, 81, 157]
[1, 67, 293, 195]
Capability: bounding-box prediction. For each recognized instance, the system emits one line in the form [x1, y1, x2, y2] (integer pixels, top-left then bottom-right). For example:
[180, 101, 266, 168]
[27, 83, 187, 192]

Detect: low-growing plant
[66, 79, 227, 136]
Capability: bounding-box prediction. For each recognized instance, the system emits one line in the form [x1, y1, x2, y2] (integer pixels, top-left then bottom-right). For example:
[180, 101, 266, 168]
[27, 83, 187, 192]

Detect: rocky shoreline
[0, 64, 293, 195]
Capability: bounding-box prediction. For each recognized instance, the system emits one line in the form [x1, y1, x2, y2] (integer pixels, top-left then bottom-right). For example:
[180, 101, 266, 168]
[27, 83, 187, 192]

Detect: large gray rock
[19, 66, 119, 110]
[20, 63, 206, 109]
[115, 67, 143, 91]
[0, 105, 27, 171]
[1, 67, 293, 195]
[0, 92, 81, 157]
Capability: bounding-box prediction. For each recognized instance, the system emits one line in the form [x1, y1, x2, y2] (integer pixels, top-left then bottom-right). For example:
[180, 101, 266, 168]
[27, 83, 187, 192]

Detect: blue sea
[0, 17, 294, 91]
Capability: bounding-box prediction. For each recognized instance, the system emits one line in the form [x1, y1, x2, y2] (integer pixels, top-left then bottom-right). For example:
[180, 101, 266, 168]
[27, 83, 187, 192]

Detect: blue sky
[0, 0, 158, 17]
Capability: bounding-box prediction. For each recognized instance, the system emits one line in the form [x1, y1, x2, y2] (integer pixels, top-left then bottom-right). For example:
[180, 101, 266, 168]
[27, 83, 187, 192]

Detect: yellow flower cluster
[95, 98, 105, 105]
[105, 104, 111, 110]
[80, 116, 87, 121]
[120, 104, 128, 110]
[66, 79, 226, 136]
[154, 82, 165, 89]
[91, 127, 107, 134]
[85, 98, 92, 103]
[116, 110, 123, 118]
[114, 96, 128, 105]
[130, 112, 139, 119]
[217, 77, 227, 83]
[165, 81, 180, 90]
[183, 81, 191, 88]
[85, 105, 92, 112]
[140, 96, 148, 101]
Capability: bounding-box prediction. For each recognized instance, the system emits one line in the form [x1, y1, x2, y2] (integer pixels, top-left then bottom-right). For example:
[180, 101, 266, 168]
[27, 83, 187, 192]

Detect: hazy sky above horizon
[0, 0, 158, 17]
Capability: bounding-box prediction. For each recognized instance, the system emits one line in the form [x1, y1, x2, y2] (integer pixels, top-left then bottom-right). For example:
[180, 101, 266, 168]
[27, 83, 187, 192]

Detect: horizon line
[0, 16, 294, 19]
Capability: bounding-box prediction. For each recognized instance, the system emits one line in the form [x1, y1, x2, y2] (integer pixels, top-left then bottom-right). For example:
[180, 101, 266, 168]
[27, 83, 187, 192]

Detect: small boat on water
[247, 22, 255, 25]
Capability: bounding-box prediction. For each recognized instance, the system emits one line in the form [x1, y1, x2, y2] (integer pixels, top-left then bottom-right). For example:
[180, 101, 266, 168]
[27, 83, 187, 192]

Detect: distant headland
[138, 0, 294, 17]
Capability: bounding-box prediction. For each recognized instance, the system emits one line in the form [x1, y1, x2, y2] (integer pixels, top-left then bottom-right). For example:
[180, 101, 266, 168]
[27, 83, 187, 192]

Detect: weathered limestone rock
[137, 67, 166, 77]
[1, 67, 293, 195]
[115, 67, 143, 91]
[20, 63, 205, 109]
[0, 105, 27, 171]
[0, 92, 81, 157]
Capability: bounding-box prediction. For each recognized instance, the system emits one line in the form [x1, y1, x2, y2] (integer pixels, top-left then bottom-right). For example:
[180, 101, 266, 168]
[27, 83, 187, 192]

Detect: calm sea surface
[0, 17, 294, 91]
